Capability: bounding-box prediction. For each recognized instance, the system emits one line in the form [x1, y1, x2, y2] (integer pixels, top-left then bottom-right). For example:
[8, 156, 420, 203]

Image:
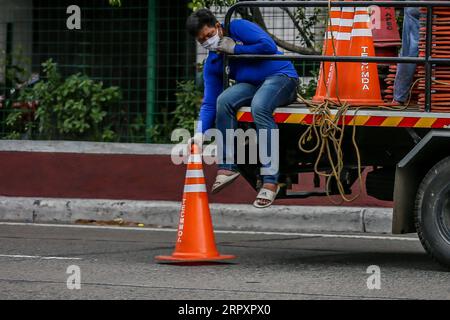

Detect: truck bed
[237, 104, 450, 129]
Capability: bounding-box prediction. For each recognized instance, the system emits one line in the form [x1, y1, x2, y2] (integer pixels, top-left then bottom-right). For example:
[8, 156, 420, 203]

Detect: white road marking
[0, 222, 419, 242]
[0, 254, 81, 261]
[218, 230, 418, 241]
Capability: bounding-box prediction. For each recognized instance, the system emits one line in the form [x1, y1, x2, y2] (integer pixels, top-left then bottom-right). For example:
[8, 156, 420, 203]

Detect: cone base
[312, 96, 338, 104]
[328, 98, 385, 106]
[311, 97, 386, 107]
[312, 96, 326, 103]
[155, 254, 236, 263]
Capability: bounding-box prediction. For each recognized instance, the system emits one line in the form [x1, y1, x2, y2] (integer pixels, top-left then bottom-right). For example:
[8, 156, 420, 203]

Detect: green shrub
[298, 72, 318, 100]
[174, 80, 203, 134]
[5, 59, 121, 141]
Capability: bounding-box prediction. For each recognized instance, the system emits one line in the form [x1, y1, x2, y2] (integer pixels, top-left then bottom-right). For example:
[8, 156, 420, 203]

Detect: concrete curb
[0, 140, 176, 155]
[0, 197, 393, 234]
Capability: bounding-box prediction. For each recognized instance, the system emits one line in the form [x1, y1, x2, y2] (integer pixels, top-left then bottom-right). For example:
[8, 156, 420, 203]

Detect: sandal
[211, 172, 241, 194]
[253, 185, 281, 209]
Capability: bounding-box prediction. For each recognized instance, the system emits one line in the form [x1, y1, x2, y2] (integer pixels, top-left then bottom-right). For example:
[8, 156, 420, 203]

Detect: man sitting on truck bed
[186, 9, 299, 208]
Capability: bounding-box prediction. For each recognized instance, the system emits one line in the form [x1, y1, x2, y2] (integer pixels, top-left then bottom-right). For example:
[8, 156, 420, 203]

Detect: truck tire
[415, 157, 450, 269]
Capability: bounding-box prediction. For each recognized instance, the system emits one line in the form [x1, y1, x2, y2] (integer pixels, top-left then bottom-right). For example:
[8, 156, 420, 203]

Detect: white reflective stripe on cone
[351, 29, 373, 37]
[355, 8, 369, 14]
[331, 7, 341, 12]
[184, 184, 207, 193]
[342, 7, 355, 13]
[185, 170, 204, 178]
[188, 154, 202, 164]
[337, 33, 352, 41]
[331, 18, 340, 25]
[340, 18, 354, 27]
[354, 15, 370, 23]
[327, 31, 339, 39]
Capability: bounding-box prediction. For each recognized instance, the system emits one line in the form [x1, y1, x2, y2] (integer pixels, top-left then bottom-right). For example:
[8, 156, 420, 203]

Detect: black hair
[186, 9, 218, 37]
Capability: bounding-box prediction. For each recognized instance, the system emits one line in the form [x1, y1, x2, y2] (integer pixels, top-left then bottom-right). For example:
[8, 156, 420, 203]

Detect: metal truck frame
[224, 1, 450, 268]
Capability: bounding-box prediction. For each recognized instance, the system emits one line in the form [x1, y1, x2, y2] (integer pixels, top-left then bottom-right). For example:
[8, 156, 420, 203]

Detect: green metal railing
[147, 0, 157, 142]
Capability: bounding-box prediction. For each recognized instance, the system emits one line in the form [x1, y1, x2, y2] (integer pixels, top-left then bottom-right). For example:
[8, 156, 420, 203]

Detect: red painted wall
[0, 152, 392, 207]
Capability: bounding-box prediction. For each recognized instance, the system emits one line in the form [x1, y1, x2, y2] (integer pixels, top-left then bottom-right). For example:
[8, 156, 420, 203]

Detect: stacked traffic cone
[155, 144, 235, 263]
[417, 7, 450, 112]
[323, 5, 356, 100]
[334, 7, 384, 106]
[372, 5, 401, 57]
[313, 6, 341, 103]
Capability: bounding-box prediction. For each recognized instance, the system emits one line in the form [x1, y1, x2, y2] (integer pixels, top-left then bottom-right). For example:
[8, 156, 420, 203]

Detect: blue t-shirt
[197, 19, 299, 133]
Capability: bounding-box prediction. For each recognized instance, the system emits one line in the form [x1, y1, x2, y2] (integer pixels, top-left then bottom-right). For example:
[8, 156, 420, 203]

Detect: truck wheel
[415, 157, 450, 269]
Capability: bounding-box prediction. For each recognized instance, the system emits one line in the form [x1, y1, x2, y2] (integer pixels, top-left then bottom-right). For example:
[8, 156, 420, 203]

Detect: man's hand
[217, 37, 236, 54]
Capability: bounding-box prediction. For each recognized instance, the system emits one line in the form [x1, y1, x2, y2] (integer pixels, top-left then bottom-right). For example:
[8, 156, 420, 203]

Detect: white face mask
[201, 29, 221, 51]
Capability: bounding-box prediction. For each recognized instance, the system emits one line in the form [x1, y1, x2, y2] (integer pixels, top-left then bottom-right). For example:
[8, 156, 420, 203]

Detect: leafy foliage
[189, 0, 236, 11]
[0, 47, 32, 92]
[5, 59, 121, 141]
[298, 71, 319, 100]
[109, 0, 122, 7]
[174, 80, 203, 134]
[293, 7, 322, 48]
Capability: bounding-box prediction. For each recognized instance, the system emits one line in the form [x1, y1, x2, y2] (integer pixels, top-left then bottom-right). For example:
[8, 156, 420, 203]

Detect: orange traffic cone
[338, 7, 384, 106]
[155, 144, 235, 263]
[313, 6, 341, 103]
[326, 5, 356, 100]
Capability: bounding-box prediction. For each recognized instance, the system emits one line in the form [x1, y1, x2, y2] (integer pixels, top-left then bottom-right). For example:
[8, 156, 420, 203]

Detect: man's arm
[196, 67, 223, 134]
[231, 19, 278, 55]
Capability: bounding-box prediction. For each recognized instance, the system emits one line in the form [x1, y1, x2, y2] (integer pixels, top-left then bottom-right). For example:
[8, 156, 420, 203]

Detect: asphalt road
[0, 223, 449, 300]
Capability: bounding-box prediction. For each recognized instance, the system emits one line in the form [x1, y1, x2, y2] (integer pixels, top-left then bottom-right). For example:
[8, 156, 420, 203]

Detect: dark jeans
[216, 74, 298, 184]
[394, 7, 421, 103]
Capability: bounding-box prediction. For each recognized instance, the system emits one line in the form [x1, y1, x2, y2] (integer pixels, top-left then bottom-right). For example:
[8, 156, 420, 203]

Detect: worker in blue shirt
[186, 9, 299, 208]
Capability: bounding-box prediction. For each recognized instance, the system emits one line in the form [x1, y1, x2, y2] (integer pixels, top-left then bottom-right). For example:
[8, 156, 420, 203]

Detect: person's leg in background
[250, 75, 298, 207]
[393, 7, 421, 104]
[214, 83, 257, 189]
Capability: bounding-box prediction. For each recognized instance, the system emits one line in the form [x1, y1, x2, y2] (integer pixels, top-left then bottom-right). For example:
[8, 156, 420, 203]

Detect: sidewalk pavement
[0, 197, 393, 234]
